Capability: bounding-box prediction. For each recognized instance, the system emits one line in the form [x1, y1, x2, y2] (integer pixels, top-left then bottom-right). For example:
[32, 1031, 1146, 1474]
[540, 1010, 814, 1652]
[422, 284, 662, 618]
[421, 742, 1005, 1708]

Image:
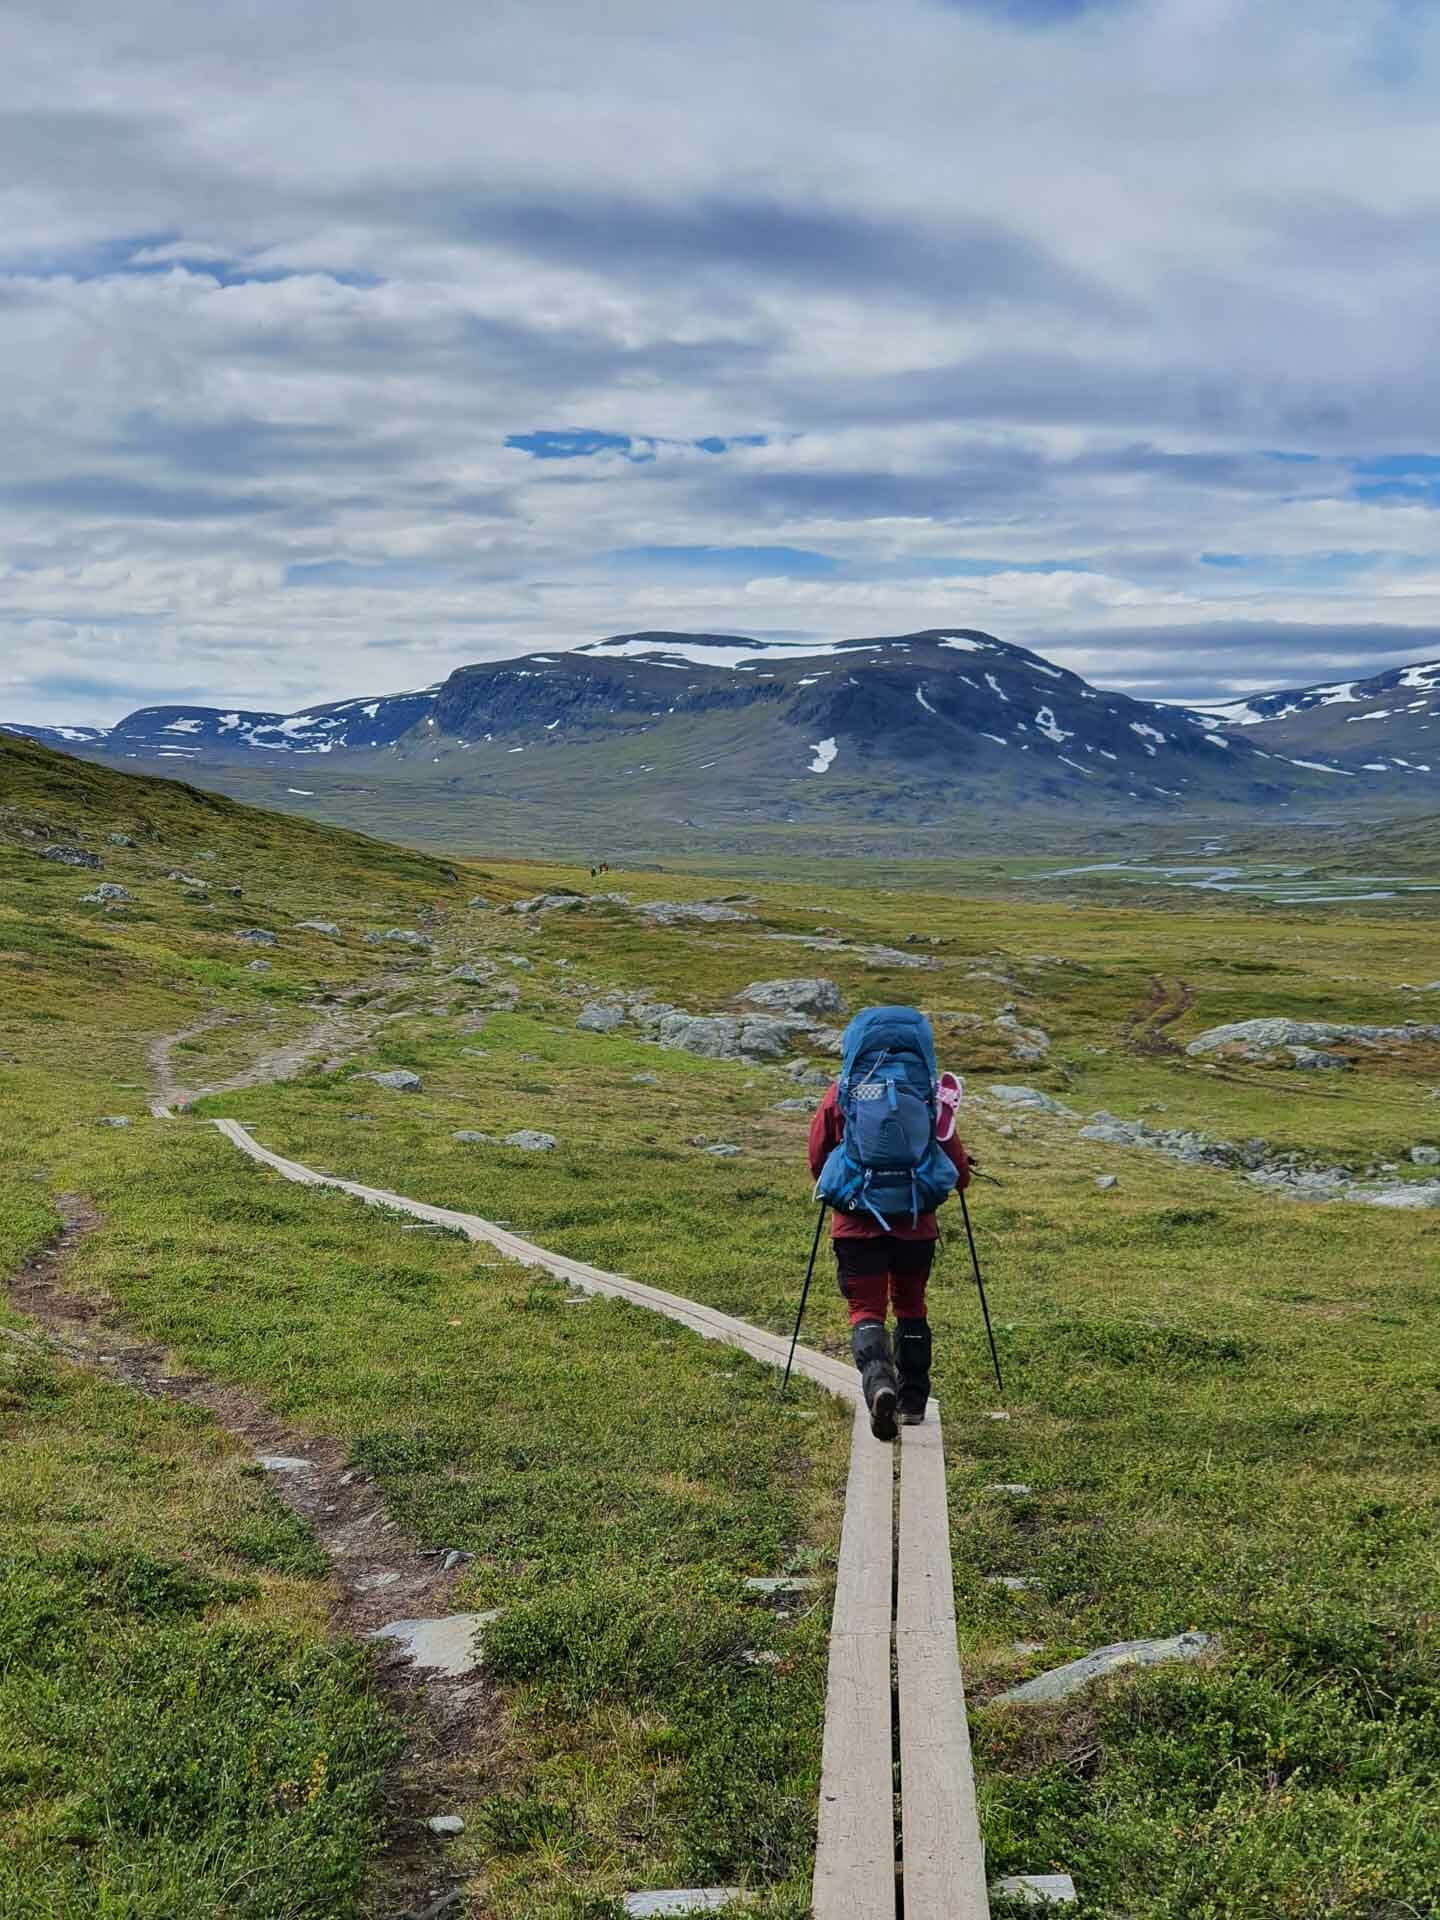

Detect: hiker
[808, 1006, 970, 1441]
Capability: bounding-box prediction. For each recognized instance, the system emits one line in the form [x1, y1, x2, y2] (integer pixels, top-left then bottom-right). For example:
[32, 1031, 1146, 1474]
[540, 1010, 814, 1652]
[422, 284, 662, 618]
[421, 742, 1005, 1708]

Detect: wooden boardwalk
[214, 1119, 989, 1916]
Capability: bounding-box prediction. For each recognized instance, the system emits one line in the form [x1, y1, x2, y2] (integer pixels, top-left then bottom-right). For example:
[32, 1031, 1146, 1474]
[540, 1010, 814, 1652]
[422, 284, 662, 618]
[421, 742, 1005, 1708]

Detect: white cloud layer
[4, 0, 1440, 720]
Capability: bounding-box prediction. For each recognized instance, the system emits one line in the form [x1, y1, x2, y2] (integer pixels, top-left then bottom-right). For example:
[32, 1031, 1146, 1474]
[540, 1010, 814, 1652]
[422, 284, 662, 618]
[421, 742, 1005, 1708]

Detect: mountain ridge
[7, 629, 1437, 853]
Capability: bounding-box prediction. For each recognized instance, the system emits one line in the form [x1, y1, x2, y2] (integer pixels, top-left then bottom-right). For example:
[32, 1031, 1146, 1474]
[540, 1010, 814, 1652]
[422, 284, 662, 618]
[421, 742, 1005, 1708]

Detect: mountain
[6, 629, 1434, 855]
[1190, 655, 1440, 781]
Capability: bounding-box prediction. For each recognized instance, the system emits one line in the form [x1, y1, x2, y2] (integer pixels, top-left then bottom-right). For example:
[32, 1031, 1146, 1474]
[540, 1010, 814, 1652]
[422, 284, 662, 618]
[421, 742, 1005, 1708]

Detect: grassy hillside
[3, 735, 1438, 1917]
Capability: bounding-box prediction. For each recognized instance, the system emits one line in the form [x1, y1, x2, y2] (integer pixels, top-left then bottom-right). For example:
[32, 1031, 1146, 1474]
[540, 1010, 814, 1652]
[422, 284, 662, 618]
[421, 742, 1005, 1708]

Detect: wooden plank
[813, 1403, 896, 1920]
[212, 1120, 858, 1401]
[897, 1411, 989, 1920]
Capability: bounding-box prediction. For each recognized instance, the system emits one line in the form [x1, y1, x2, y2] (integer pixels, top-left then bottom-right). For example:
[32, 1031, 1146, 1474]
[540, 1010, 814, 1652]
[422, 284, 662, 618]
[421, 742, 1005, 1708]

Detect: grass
[2, 733, 1439, 1916]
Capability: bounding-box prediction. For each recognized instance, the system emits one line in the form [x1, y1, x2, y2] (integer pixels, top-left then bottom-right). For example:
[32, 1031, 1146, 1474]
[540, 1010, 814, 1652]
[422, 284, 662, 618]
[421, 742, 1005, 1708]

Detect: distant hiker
[808, 1007, 970, 1441]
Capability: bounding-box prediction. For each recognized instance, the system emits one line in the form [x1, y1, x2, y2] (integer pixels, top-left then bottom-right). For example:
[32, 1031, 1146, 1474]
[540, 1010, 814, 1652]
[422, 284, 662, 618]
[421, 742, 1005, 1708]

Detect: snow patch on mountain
[808, 736, 838, 773]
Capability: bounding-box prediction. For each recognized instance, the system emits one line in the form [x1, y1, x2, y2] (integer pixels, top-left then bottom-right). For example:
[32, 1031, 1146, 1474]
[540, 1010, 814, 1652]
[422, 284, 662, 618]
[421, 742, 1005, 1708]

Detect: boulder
[504, 1129, 558, 1151]
[428, 1815, 466, 1837]
[81, 882, 131, 903]
[577, 1003, 626, 1033]
[365, 1069, 422, 1092]
[705, 1143, 743, 1157]
[1288, 1046, 1350, 1071]
[42, 845, 101, 869]
[246, 959, 272, 971]
[987, 1085, 1076, 1116]
[236, 928, 278, 947]
[1412, 1146, 1440, 1166]
[452, 1130, 492, 1143]
[107, 832, 136, 847]
[451, 962, 495, 984]
[167, 870, 205, 886]
[294, 919, 341, 937]
[97, 1115, 131, 1128]
[737, 977, 842, 1018]
[1094, 1174, 1118, 1191]
[468, 895, 491, 908]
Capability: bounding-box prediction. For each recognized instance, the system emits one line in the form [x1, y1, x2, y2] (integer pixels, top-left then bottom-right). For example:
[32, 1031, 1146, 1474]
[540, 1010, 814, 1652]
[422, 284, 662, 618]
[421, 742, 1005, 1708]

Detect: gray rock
[991, 1875, 1076, 1907]
[630, 1072, 661, 1085]
[995, 1012, 1051, 1063]
[513, 890, 585, 914]
[368, 1610, 500, 1677]
[246, 960, 272, 972]
[743, 1576, 821, 1594]
[294, 919, 341, 937]
[639, 900, 748, 925]
[623, 1895, 752, 1918]
[736, 977, 843, 1018]
[1288, 1046, 1351, 1071]
[622, 1895, 749, 1918]
[256, 1454, 312, 1472]
[987, 1483, 1033, 1496]
[504, 1129, 557, 1151]
[236, 928, 277, 947]
[222, 884, 242, 897]
[427, 1814, 466, 1836]
[371, 927, 432, 949]
[987, 1575, 1036, 1591]
[1412, 1146, 1440, 1166]
[468, 895, 491, 908]
[577, 1002, 626, 1033]
[195, 851, 217, 862]
[988, 1085, 1075, 1116]
[774, 1097, 819, 1112]
[1367, 1183, 1440, 1209]
[705, 1143, 742, 1157]
[655, 1013, 744, 1059]
[451, 963, 495, 984]
[97, 1115, 131, 1128]
[365, 1069, 422, 1092]
[996, 1631, 1214, 1705]
[41, 845, 101, 868]
[503, 953, 534, 969]
[1094, 1174, 1118, 1191]
[860, 944, 940, 970]
[1187, 1017, 1440, 1058]
[804, 1026, 846, 1053]
[167, 870, 205, 886]
[81, 882, 132, 903]
[107, 832, 136, 847]
[451, 1130, 492, 1143]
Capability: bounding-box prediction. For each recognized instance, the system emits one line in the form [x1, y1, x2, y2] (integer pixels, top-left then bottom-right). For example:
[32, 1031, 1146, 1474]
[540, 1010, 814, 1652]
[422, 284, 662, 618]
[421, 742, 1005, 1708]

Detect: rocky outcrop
[43, 845, 101, 868]
[365, 1069, 422, 1092]
[638, 900, 748, 925]
[236, 928, 278, 947]
[1186, 1017, 1440, 1059]
[737, 977, 843, 1018]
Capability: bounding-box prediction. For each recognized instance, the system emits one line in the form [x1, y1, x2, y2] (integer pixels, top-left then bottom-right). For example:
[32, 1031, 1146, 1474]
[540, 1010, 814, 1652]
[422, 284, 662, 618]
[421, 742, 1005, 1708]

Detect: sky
[5, 0, 1440, 723]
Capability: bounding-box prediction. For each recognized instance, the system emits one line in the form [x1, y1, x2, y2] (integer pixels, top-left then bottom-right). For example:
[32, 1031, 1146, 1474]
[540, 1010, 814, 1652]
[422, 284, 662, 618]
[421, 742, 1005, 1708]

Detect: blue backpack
[816, 1006, 958, 1228]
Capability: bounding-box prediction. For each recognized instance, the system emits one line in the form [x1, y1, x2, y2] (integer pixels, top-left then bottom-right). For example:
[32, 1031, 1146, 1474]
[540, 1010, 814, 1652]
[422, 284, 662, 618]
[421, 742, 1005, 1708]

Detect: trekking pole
[779, 1201, 827, 1399]
[959, 1186, 1005, 1397]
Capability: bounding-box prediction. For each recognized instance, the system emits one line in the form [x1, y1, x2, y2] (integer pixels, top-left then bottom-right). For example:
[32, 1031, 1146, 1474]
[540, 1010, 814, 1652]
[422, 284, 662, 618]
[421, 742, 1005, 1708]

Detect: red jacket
[807, 1081, 970, 1241]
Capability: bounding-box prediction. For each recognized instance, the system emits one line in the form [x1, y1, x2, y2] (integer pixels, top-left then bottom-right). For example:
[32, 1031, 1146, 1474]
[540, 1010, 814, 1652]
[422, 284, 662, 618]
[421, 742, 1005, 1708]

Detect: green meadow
[2, 730, 1438, 1918]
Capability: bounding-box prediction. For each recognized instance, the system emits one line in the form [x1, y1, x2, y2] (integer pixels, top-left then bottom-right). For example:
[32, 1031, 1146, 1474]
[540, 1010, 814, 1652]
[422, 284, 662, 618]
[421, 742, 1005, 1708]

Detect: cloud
[4, 0, 1440, 722]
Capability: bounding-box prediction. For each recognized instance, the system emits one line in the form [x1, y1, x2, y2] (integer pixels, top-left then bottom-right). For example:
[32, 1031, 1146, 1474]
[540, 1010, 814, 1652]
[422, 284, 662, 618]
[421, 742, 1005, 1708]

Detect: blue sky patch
[609, 544, 838, 575]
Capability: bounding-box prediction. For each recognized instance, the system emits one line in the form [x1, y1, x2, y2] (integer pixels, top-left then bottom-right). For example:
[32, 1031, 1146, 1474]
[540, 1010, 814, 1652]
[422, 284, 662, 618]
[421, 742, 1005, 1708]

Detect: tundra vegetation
[2, 729, 1438, 1919]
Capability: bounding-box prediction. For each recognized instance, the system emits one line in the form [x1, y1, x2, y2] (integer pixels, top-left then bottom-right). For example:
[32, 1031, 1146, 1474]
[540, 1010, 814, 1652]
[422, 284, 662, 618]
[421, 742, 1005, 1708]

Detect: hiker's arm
[807, 1085, 840, 1180]
[943, 1131, 972, 1191]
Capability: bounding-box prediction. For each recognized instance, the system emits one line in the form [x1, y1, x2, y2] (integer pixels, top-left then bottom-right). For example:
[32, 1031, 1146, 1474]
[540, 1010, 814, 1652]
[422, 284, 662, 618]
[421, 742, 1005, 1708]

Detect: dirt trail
[5, 1196, 490, 1919]
[147, 971, 418, 1109]
[1123, 976, 1195, 1057]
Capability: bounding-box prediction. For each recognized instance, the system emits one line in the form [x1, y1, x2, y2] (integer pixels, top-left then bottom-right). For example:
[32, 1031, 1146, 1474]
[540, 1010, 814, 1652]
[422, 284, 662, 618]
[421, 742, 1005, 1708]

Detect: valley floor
[3, 735, 1438, 1918]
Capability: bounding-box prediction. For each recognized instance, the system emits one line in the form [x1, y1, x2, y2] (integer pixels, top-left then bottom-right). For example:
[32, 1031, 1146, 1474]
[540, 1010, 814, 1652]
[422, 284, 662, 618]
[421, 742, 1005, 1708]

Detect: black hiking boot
[895, 1317, 932, 1425]
[851, 1320, 898, 1442]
